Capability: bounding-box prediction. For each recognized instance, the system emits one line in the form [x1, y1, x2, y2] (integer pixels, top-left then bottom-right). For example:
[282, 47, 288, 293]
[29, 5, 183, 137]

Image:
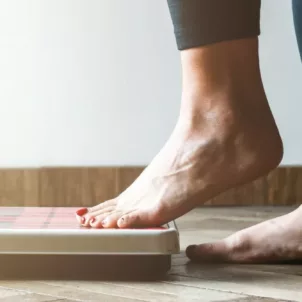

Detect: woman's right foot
[77, 38, 283, 229]
[187, 205, 302, 263]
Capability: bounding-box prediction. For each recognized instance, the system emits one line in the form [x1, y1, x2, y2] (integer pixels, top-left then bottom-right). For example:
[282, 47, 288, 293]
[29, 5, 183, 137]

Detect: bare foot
[186, 206, 302, 263]
[76, 38, 283, 229]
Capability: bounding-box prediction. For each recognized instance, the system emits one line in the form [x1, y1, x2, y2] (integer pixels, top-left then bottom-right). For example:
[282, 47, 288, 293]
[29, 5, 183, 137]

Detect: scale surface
[0, 207, 180, 280]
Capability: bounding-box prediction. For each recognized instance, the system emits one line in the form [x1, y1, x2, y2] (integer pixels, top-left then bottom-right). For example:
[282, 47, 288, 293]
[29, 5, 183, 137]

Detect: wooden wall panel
[39, 168, 117, 207]
[23, 169, 40, 206]
[0, 169, 39, 206]
[207, 167, 302, 206]
[116, 167, 145, 193]
[0, 166, 300, 207]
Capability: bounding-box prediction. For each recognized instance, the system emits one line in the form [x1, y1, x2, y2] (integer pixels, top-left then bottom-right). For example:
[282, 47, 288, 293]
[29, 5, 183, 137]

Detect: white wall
[260, 0, 302, 166]
[0, 0, 300, 167]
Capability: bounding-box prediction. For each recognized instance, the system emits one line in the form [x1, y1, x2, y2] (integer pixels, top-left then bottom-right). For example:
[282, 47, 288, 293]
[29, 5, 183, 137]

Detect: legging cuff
[167, 0, 261, 50]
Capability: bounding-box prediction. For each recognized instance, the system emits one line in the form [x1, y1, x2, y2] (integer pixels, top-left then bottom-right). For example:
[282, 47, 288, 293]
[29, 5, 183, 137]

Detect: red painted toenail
[76, 208, 88, 216]
[81, 217, 85, 223]
[90, 218, 95, 224]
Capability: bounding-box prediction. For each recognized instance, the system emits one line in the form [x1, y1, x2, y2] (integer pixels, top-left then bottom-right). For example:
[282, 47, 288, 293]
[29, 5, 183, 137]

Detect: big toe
[186, 233, 253, 263]
[186, 240, 231, 263]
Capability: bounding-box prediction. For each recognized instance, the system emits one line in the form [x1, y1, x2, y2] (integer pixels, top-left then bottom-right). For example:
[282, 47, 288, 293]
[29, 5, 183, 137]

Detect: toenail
[90, 218, 95, 225]
[102, 219, 108, 226]
[81, 217, 85, 224]
[76, 208, 88, 216]
[118, 217, 126, 226]
[186, 245, 197, 258]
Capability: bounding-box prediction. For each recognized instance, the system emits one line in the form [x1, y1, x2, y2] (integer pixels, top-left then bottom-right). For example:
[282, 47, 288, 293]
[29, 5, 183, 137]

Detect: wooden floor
[0, 207, 301, 302]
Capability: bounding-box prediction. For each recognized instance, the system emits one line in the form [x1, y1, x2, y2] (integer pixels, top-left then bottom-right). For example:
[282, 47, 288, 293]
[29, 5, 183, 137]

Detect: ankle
[179, 38, 268, 121]
[180, 38, 261, 96]
[178, 37, 283, 174]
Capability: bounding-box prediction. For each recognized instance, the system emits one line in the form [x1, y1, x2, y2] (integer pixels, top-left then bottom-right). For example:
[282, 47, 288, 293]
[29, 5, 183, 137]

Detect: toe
[75, 208, 88, 224]
[117, 210, 156, 228]
[186, 241, 230, 263]
[117, 212, 139, 228]
[80, 200, 117, 226]
[80, 213, 95, 227]
[89, 210, 115, 228]
[101, 211, 123, 228]
[75, 200, 114, 219]
[76, 214, 85, 225]
[76, 208, 88, 216]
[186, 233, 252, 263]
[82, 207, 116, 227]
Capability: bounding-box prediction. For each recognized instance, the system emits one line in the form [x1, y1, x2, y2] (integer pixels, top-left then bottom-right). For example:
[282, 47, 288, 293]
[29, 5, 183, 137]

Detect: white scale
[0, 207, 180, 279]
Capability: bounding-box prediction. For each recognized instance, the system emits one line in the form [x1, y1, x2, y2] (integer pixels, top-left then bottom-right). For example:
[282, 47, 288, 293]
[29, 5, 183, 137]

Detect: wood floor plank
[0, 293, 61, 302]
[53, 300, 80, 302]
[167, 267, 302, 302]
[229, 263, 302, 278]
[172, 254, 189, 266]
[177, 217, 259, 232]
[177, 207, 295, 221]
[53, 300, 81, 302]
[41, 281, 179, 302]
[0, 282, 145, 302]
[223, 298, 291, 302]
[0, 287, 27, 299]
[97, 281, 247, 302]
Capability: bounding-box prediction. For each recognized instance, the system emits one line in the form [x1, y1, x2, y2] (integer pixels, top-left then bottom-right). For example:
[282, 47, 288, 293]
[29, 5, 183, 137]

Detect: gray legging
[168, 0, 302, 60]
[293, 0, 302, 60]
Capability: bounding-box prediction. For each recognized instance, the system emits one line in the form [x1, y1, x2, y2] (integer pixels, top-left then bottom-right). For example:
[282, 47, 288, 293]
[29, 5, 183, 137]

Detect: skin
[75, 38, 302, 263]
[186, 205, 302, 263]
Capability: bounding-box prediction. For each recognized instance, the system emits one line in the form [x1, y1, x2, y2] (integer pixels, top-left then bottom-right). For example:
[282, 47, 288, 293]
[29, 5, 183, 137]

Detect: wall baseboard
[0, 166, 301, 207]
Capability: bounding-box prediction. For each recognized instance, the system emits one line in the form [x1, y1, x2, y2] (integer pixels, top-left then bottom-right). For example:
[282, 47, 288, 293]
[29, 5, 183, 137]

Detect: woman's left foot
[186, 205, 302, 263]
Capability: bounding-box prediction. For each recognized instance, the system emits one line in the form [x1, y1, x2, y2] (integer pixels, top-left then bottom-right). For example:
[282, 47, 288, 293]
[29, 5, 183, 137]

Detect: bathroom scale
[0, 207, 180, 280]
